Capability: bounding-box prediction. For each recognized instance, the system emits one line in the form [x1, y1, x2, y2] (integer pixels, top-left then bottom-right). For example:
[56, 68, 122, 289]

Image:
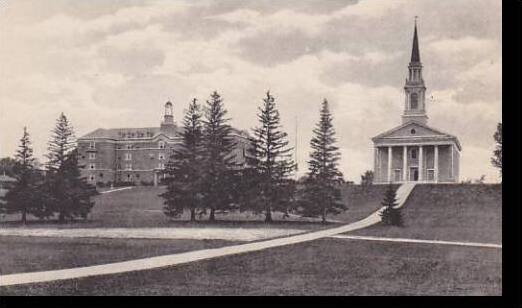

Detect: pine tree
[46, 113, 76, 172]
[44, 113, 97, 222]
[247, 91, 295, 223]
[300, 99, 345, 223]
[161, 98, 205, 221]
[201, 91, 237, 221]
[491, 122, 502, 178]
[1, 127, 41, 223]
[379, 184, 403, 226]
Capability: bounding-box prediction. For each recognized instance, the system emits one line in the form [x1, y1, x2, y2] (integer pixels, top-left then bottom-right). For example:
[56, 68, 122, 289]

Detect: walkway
[99, 187, 133, 194]
[0, 227, 306, 242]
[0, 183, 416, 287]
[329, 234, 502, 249]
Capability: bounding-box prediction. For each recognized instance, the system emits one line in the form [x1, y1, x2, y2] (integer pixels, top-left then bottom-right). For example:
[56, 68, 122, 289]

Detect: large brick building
[372, 22, 461, 183]
[78, 102, 249, 186]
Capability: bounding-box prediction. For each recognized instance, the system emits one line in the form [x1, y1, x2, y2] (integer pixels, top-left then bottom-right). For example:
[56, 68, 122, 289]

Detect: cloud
[453, 59, 502, 104]
[0, 0, 502, 183]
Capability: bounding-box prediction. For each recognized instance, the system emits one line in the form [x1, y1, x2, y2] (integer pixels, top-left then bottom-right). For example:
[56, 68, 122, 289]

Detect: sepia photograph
[0, 0, 507, 298]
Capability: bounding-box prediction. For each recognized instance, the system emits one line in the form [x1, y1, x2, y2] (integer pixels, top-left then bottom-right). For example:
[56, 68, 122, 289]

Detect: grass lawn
[350, 184, 502, 244]
[0, 237, 501, 296]
[1, 184, 387, 229]
[0, 236, 236, 275]
[336, 184, 398, 222]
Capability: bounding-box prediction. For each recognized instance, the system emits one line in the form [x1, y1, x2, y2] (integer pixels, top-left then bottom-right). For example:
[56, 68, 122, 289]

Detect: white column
[402, 146, 407, 182]
[450, 145, 455, 179]
[387, 146, 392, 183]
[434, 145, 439, 183]
[374, 147, 378, 179]
[418, 145, 423, 182]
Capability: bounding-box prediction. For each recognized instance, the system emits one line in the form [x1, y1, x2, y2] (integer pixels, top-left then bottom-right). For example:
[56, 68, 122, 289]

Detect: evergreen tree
[46, 113, 76, 172]
[300, 99, 345, 223]
[1, 127, 41, 223]
[161, 98, 205, 221]
[247, 91, 295, 222]
[44, 113, 97, 222]
[201, 91, 237, 221]
[379, 184, 403, 226]
[491, 122, 502, 178]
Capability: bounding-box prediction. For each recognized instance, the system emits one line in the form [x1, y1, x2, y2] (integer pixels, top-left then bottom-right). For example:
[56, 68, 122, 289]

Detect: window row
[120, 163, 166, 170]
[87, 141, 167, 150]
[124, 153, 166, 160]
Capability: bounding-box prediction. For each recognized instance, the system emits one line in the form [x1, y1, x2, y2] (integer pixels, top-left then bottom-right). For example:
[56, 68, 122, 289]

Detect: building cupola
[160, 101, 176, 136]
[162, 101, 174, 126]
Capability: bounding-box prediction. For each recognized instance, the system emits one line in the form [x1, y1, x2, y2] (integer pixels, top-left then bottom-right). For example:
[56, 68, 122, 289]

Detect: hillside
[351, 184, 502, 243]
[333, 184, 399, 222]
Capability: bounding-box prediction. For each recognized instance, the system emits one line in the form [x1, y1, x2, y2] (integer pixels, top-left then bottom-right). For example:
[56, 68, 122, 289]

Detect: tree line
[0, 114, 97, 224]
[161, 90, 346, 223]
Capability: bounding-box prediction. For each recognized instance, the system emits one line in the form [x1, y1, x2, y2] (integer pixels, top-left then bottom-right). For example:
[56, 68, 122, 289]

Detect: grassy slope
[0, 236, 235, 275]
[351, 184, 502, 243]
[0, 238, 501, 296]
[0, 184, 387, 228]
[336, 184, 399, 222]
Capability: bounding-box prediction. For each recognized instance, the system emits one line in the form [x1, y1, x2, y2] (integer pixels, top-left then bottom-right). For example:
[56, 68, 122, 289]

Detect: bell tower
[402, 18, 428, 125]
[160, 101, 176, 135]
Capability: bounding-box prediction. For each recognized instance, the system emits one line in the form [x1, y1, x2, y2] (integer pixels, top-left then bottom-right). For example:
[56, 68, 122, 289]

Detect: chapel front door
[410, 167, 419, 181]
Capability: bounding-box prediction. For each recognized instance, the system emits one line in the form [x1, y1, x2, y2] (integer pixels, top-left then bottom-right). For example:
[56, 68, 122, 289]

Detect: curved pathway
[0, 183, 416, 287]
[329, 234, 502, 249]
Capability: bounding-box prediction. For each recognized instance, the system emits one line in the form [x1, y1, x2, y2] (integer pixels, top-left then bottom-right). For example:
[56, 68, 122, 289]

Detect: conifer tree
[161, 98, 205, 221]
[2, 127, 41, 223]
[201, 91, 236, 221]
[379, 184, 403, 226]
[247, 91, 295, 222]
[43, 113, 97, 222]
[300, 99, 345, 223]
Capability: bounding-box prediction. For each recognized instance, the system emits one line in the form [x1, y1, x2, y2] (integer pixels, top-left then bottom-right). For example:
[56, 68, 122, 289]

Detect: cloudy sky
[0, 0, 501, 182]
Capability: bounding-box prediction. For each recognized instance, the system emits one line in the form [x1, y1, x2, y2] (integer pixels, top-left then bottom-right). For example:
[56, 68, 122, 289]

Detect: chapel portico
[373, 128, 461, 183]
[372, 20, 461, 184]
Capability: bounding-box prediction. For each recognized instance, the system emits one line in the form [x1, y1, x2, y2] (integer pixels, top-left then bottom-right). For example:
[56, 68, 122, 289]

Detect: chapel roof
[372, 121, 462, 151]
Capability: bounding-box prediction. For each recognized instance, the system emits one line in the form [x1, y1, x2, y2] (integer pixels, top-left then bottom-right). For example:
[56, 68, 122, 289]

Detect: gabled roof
[79, 127, 175, 140]
[79, 126, 250, 141]
[372, 121, 462, 150]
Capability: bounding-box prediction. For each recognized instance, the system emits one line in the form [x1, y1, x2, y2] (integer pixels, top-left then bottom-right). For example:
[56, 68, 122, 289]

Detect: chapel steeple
[402, 18, 428, 125]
